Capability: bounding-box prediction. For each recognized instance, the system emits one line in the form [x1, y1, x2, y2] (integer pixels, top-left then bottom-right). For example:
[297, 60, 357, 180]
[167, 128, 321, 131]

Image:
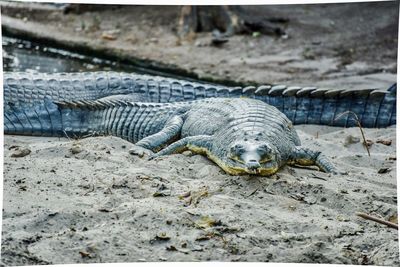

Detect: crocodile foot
[129, 145, 155, 158]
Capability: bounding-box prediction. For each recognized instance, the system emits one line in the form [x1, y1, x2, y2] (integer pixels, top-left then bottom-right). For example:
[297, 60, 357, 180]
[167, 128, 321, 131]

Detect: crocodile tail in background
[117, 75, 397, 128]
[247, 83, 396, 128]
[3, 72, 138, 105]
[195, 83, 396, 128]
[384, 83, 396, 127]
[3, 71, 397, 128]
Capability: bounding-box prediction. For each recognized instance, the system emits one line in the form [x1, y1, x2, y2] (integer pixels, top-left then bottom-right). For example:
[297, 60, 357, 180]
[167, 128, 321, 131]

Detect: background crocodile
[3, 71, 396, 128]
[4, 96, 337, 175]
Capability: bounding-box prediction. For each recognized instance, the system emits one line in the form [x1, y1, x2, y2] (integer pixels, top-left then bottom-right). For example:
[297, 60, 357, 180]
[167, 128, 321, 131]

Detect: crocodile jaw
[187, 144, 280, 176]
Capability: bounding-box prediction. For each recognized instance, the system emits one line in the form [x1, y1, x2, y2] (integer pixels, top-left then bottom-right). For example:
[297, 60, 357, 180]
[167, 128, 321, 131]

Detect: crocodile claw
[128, 145, 154, 158]
[327, 168, 347, 176]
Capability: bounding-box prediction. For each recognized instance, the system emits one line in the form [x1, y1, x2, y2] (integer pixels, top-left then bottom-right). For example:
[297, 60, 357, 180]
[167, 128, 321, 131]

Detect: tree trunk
[178, 6, 287, 39]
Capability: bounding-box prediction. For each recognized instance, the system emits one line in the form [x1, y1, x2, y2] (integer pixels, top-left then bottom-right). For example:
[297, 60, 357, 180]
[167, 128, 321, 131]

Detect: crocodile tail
[250, 84, 396, 128]
[146, 80, 397, 128]
[4, 98, 109, 138]
[4, 99, 63, 137]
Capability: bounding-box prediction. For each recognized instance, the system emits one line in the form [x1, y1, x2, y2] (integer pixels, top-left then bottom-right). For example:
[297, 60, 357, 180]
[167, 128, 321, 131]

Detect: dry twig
[335, 111, 370, 157]
[63, 130, 72, 141]
[356, 212, 398, 230]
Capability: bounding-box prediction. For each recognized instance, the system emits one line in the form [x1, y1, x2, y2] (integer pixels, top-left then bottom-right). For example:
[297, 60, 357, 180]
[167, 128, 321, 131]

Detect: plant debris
[10, 147, 31, 158]
[356, 212, 398, 230]
[376, 139, 392, 146]
[378, 167, 391, 174]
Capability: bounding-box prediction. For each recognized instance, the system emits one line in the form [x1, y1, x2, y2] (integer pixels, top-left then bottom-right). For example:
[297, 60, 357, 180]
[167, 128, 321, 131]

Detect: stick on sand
[335, 111, 370, 157]
[356, 212, 398, 230]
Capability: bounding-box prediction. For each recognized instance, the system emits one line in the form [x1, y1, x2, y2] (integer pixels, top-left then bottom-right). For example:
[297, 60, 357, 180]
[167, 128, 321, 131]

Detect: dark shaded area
[1, 2, 397, 87]
[177, 6, 287, 39]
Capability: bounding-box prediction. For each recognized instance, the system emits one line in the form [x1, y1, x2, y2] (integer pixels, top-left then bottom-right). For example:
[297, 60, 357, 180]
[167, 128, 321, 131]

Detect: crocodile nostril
[246, 160, 261, 170]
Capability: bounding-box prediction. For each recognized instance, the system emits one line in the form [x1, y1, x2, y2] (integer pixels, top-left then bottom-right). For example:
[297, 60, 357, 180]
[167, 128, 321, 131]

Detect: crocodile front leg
[150, 135, 214, 158]
[288, 147, 339, 174]
[129, 115, 184, 157]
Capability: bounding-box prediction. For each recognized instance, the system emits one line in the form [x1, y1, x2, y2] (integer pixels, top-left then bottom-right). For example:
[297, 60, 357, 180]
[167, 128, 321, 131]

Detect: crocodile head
[201, 131, 282, 176]
[224, 139, 281, 175]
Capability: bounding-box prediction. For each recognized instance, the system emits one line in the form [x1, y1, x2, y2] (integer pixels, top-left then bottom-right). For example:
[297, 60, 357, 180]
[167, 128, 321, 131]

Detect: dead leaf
[101, 33, 117, 41]
[378, 167, 391, 174]
[388, 214, 398, 224]
[156, 232, 171, 241]
[195, 216, 221, 229]
[377, 139, 392, 146]
[79, 251, 91, 258]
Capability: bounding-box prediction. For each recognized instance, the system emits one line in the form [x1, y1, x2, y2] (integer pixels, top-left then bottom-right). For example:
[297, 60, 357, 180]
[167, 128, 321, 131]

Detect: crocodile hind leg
[149, 135, 214, 159]
[129, 115, 184, 157]
[288, 147, 339, 174]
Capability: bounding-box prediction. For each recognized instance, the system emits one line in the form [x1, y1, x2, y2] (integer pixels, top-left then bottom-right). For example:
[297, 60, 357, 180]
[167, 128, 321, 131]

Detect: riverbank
[1, 2, 398, 88]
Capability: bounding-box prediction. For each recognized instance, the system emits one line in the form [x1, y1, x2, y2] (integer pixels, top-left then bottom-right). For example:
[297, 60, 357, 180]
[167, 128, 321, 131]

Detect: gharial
[3, 72, 397, 176]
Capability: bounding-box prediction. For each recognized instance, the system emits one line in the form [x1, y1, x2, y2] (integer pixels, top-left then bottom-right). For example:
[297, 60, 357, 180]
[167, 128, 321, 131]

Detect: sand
[1, 125, 398, 265]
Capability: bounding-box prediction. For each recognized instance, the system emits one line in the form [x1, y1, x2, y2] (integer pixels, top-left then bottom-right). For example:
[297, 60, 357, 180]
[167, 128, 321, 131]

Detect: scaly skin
[4, 97, 338, 175]
[3, 71, 396, 128]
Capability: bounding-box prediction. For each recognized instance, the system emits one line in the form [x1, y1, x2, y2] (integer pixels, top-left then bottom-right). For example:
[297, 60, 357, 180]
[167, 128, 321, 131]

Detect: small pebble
[182, 151, 193, 156]
[70, 145, 82, 154]
[11, 147, 31, 158]
[365, 139, 374, 147]
[344, 135, 360, 147]
[155, 232, 170, 241]
[378, 167, 391, 174]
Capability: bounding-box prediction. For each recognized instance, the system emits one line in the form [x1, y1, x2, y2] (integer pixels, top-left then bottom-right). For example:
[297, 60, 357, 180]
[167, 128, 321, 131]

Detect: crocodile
[4, 97, 338, 176]
[3, 71, 396, 128]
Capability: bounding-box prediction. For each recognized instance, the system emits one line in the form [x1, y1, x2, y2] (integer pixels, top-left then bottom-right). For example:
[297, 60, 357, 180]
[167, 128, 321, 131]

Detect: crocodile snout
[246, 159, 261, 170]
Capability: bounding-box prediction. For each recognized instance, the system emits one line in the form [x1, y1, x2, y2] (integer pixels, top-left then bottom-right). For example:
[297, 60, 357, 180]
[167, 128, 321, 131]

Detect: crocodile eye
[257, 144, 270, 154]
[231, 144, 245, 155]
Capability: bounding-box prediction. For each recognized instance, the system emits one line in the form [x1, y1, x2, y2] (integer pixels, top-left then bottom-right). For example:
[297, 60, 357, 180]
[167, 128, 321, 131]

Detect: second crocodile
[3, 72, 396, 128]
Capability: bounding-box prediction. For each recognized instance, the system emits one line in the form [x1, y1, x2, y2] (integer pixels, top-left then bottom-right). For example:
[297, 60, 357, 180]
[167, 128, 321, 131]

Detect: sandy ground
[1, 2, 398, 88]
[1, 125, 398, 265]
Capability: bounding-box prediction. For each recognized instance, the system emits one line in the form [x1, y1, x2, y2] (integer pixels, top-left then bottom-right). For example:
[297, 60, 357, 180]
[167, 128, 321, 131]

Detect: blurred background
[1, 1, 398, 88]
